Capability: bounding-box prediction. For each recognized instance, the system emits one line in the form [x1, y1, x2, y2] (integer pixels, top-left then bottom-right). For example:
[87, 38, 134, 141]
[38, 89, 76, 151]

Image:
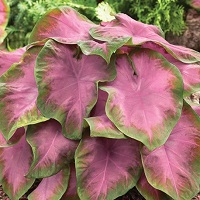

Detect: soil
[166, 9, 200, 52]
[116, 188, 145, 200]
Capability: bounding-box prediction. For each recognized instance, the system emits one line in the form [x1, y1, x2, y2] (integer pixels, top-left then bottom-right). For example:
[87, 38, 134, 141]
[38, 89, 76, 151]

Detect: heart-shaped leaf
[36, 40, 116, 139]
[90, 14, 200, 63]
[75, 135, 142, 200]
[137, 172, 173, 200]
[101, 50, 183, 150]
[86, 89, 126, 139]
[29, 6, 95, 44]
[0, 46, 47, 139]
[26, 119, 78, 178]
[141, 102, 200, 200]
[0, 134, 34, 200]
[28, 168, 70, 200]
[0, 47, 26, 76]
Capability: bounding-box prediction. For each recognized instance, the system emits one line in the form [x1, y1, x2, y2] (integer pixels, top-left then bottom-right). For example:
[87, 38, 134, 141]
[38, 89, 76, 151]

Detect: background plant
[105, 0, 187, 35]
[0, 5, 200, 200]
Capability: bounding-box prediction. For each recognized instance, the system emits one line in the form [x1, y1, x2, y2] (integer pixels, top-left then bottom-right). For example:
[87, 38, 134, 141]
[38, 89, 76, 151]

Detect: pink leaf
[137, 173, 172, 200]
[28, 168, 70, 200]
[101, 50, 183, 150]
[75, 135, 142, 200]
[90, 14, 200, 63]
[0, 47, 26, 76]
[61, 164, 80, 200]
[26, 119, 78, 178]
[36, 40, 116, 139]
[143, 42, 200, 95]
[29, 6, 95, 44]
[0, 134, 34, 200]
[86, 89, 126, 139]
[141, 102, 200, 200]
[0, 128, 24, 147]
[0, 47, 47, 139]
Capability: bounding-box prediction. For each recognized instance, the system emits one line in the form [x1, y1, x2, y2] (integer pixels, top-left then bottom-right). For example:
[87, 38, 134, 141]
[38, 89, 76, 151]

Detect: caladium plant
[0, 6, 200, 200]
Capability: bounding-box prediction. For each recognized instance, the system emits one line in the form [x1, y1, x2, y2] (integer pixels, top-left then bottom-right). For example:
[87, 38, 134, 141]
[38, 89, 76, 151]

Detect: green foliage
[105, 0, 186, 36]
[6, 0, 97, 49]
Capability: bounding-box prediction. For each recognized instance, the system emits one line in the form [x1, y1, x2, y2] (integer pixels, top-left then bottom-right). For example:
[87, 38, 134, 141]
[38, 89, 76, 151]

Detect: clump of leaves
[0, 6, 200, 200]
